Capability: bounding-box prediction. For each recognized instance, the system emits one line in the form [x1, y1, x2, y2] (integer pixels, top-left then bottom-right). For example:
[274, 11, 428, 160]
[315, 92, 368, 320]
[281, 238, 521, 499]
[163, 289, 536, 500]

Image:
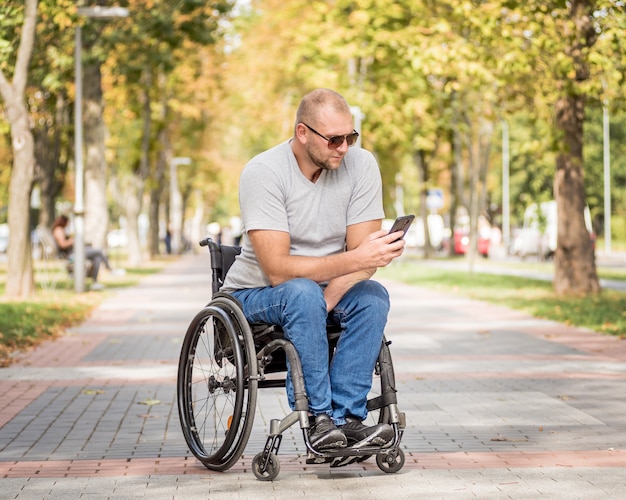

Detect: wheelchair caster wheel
[376, 448, 405, 473]
[252, 452, 280, 481]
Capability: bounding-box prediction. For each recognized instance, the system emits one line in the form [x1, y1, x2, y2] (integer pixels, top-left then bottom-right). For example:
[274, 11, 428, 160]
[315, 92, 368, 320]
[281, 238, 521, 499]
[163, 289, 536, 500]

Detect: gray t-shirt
[221, 140, 384, 292]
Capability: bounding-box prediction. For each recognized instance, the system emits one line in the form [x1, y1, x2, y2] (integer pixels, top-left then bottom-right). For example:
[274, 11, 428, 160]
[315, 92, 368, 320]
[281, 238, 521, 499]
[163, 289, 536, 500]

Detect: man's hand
[351, 228, 406, 269]
[321, 229, 405, 311]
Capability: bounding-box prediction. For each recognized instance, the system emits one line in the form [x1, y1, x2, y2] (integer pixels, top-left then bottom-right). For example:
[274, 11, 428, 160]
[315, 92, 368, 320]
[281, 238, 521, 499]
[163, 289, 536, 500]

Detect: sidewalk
[1, 253, 625, 499]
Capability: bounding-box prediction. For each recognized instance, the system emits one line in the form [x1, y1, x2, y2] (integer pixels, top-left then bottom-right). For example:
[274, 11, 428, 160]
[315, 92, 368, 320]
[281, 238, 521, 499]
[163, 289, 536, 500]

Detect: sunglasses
[302, 123, 359, 149]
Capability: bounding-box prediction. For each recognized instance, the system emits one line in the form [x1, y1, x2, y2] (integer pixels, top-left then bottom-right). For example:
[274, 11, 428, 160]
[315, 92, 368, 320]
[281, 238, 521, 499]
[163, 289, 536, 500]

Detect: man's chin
[327, 158, 344, 169]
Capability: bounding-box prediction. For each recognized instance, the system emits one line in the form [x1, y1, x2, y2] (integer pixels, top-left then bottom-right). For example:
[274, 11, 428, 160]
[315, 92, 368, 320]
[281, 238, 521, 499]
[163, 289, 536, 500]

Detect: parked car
[453, 215, 490, 257]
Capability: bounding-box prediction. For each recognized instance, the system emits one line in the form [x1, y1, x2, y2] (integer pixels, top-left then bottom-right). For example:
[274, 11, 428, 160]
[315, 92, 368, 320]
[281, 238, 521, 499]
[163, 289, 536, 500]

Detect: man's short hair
[295, 89, 351, 129]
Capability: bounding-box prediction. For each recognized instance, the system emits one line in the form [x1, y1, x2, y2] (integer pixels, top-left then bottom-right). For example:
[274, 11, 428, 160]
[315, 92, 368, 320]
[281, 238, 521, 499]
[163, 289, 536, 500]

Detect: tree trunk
[83, 62, 109, 249]
[467, 119, 480, 273]
[124, 72, 153, 266]
[448, 127, 460, 257]
[124, 174, 144, 267]
[553, 94, 600, 296]
[0, 0, 38, 298]
[34, 94, 69, 228]
[414, 150, 432, 258]
[148, 128, 169, 258]
[6, 117, 36, 297]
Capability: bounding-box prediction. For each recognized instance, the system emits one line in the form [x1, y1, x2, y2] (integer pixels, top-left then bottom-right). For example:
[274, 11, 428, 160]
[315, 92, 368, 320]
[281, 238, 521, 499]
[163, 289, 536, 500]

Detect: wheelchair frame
[177, 237, 406, 481]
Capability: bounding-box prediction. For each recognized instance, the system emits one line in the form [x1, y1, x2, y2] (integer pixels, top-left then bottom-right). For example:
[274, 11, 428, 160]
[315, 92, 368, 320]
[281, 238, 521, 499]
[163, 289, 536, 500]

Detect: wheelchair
[177, 237, 406, 481]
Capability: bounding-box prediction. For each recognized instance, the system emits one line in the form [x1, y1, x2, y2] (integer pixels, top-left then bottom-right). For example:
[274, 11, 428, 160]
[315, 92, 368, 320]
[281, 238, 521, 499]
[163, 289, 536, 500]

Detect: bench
[35, 226, 93, 290]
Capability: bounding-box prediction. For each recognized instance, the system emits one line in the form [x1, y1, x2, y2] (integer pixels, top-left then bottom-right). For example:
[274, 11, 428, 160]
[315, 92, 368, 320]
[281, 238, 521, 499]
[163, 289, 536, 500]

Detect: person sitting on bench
[52, 215, 113, 291]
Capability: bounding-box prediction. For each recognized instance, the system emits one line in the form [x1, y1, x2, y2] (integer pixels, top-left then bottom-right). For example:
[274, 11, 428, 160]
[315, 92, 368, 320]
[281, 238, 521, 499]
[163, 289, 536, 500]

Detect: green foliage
[0, 1, 24, 69]
[105, 0, 235, 165]
[612, 215, 626, 242]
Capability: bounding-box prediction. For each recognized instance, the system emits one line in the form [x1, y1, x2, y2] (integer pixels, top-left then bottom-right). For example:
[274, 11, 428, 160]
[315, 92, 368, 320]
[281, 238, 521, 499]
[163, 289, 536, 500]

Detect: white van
[515, 201, 593, 260]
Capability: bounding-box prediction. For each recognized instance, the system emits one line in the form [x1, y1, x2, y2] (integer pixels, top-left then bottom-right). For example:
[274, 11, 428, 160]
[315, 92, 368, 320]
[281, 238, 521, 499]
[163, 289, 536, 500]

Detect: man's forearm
[324, 268, 376, 312]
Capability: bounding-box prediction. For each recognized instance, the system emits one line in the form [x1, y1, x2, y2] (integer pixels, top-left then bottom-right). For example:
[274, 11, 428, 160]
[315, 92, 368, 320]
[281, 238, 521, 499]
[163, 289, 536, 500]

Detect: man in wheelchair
[221, 88, 406, 453]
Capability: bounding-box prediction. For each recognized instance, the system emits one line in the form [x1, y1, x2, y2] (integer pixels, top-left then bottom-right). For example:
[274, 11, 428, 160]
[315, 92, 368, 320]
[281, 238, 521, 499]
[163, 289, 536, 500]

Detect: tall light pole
[74, 6, 128, 292]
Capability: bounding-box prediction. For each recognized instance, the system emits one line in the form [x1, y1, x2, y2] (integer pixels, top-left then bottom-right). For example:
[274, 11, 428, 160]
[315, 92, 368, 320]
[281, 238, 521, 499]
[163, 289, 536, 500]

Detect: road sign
[426, 188, 444, 210]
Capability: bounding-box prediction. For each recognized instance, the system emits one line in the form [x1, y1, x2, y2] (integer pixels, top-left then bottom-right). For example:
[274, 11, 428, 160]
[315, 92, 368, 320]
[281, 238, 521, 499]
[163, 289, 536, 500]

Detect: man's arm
[323, 220, 380, 311]
[248, 220, 404, 289]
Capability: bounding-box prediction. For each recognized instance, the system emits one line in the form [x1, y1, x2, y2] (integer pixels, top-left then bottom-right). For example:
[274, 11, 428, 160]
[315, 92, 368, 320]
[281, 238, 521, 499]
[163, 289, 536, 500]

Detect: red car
[453, 217, 490, 257]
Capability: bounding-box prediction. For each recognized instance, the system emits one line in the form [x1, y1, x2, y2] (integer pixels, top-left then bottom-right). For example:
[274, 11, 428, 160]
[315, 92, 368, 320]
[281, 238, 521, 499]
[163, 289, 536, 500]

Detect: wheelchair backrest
[204, 238, 241, 294]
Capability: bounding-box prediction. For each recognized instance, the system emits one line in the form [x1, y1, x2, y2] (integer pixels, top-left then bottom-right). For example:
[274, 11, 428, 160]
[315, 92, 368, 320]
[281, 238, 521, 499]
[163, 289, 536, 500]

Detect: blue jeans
[231, 278, 390, 425]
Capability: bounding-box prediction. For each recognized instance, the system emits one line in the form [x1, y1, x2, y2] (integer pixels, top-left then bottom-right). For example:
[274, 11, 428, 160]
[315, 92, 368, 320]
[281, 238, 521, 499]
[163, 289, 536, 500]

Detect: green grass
[0, 257, 171, 366]
[377, 259, 626, 338]
[0, 294, 99, 366]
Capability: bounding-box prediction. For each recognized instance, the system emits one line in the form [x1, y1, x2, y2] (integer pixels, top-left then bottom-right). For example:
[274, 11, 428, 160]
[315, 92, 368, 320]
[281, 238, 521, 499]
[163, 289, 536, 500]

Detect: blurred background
[1, 0, 625, 296]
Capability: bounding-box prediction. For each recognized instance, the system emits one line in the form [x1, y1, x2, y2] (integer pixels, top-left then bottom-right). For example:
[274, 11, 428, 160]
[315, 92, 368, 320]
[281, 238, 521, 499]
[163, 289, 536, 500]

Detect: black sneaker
[309, 414, 347, 450]
[340, 417, 393, 448]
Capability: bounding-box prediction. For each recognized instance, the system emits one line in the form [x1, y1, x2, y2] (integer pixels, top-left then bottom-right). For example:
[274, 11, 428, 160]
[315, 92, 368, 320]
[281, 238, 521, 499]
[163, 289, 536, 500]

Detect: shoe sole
[310, 425, 347, 450]
[346, 428, 393, 448]
[311, 438, 347, 450]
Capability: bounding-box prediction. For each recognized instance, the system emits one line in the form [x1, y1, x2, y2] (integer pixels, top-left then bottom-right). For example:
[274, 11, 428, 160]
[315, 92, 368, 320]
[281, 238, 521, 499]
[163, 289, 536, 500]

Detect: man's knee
[349, 280, 390, 313]
[279, 278, 325, 306]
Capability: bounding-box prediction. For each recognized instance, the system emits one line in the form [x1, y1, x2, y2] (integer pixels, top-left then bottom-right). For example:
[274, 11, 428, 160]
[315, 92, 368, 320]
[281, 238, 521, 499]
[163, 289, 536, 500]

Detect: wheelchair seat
[177, 237, 406, 480]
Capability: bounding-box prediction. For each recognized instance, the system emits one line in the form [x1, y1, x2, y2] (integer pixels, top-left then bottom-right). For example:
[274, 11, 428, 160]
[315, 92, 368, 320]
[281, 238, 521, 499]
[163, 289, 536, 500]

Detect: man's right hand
[353, 229, 406, 269]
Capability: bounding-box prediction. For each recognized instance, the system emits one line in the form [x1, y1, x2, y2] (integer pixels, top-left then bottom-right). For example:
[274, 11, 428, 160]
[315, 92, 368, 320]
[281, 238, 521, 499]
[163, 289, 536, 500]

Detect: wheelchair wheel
[177, 296, 258, 471]
[251, 452, 280, 481]
[376, 448, 405, 473]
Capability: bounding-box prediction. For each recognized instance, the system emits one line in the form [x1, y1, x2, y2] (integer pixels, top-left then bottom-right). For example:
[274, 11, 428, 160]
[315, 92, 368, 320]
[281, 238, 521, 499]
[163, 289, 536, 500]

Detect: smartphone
[388, 214, 415, 238]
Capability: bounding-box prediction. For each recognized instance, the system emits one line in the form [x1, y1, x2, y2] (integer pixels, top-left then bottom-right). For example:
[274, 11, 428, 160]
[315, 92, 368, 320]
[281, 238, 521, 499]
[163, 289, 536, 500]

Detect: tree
[552, 0, 601, 295]
[0, 0, 38, 297]
[499, 0, 624, 295]
[104, 0, 234, 264]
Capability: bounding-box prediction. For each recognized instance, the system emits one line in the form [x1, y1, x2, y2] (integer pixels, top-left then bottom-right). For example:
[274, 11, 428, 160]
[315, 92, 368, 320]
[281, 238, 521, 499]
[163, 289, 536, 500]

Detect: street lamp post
[74, 6, 128, 292]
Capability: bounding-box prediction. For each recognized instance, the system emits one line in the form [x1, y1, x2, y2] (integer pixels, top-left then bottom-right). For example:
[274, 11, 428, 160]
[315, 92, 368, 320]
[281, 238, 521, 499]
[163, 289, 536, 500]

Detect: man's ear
[295, 122, 308, 144]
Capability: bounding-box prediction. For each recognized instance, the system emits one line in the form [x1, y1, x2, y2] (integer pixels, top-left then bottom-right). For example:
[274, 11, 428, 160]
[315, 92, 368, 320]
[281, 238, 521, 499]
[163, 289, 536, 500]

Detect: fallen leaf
[138, 399, 161, 406]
